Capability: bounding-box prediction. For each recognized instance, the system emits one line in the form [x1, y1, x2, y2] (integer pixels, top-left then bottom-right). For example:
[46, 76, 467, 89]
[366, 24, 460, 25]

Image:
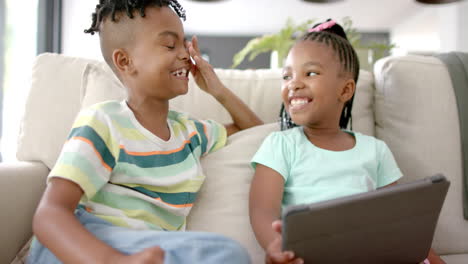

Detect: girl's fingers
[272, 220, 283, 233]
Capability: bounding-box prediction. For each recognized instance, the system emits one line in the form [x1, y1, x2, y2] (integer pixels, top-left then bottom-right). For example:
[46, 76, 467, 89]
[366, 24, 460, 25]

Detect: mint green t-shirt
[251, 127, 402, 208]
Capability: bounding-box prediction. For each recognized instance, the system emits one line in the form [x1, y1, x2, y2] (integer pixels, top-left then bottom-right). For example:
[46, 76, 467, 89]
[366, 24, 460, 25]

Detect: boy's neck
[126, 97, 171, 141]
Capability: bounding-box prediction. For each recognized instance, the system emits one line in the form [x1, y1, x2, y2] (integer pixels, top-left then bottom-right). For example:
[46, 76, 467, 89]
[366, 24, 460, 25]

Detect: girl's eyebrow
[303, 61, 323, 68]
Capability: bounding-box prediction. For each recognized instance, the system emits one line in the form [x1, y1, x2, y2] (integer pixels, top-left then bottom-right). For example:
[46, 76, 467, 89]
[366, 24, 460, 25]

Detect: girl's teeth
[291, 99, 309, 106]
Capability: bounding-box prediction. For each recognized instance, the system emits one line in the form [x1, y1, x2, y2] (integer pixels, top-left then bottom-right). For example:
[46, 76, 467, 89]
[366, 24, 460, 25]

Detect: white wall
[61, 1, 102, 60]
[391, 1, 468, 55]
[61, 0, 422, 59]
[1, 0, 39, 161]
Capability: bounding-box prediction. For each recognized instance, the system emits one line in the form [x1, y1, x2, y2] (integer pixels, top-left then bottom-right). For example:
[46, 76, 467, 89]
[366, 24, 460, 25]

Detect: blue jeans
[28, 208, 251, 264]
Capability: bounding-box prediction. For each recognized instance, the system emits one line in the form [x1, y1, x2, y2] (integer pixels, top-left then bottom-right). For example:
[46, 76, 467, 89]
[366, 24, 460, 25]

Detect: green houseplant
[231, 17, 395, 69]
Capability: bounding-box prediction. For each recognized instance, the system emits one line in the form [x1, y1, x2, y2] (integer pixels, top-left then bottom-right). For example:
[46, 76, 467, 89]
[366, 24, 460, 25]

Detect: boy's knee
[205, 234, 251, 264]
[224, 239, 251, 264]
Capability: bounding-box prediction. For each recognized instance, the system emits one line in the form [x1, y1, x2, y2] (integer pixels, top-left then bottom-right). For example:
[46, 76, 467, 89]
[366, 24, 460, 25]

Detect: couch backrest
[373, 55, 468, 254]
[17, 53, 375, 168]
[15, 52, 468, 258]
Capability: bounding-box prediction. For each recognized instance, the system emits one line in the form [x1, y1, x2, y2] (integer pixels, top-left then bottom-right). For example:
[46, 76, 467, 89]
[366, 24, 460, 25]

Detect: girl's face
[281, 40, 353, 128]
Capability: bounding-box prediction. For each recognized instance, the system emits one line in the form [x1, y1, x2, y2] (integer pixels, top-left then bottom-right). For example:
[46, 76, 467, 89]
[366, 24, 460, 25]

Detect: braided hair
[84, 0, 186, 35]
[279, 19, 360, 131]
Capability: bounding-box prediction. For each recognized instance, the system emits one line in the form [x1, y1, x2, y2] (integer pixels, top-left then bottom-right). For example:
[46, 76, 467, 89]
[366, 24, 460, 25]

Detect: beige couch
[0, 53, 467, 264]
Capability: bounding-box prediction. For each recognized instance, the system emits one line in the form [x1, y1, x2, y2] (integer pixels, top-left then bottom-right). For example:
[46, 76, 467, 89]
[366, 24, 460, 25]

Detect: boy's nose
[178, 47, 190, 61]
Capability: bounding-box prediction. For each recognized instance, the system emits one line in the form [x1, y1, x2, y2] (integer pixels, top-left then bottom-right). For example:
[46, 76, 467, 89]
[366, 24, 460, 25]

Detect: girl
[249, 20, 445, 264]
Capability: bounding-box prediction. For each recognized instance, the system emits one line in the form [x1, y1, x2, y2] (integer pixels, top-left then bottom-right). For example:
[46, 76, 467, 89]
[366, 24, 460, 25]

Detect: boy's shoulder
[86, 100, 124, 114]
[76, 100, 129, 130]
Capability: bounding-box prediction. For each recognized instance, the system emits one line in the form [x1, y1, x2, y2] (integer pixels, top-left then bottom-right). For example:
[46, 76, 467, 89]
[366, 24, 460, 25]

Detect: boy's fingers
[191, 54, 212, 76]
[191, 35, 201, 54]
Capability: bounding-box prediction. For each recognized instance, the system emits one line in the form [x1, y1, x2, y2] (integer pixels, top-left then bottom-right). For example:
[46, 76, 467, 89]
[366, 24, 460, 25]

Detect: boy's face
[115, 6, 190, 101]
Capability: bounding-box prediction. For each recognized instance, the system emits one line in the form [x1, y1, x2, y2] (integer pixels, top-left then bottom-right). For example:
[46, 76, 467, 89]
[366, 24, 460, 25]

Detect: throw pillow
[187, 122, 280, 264]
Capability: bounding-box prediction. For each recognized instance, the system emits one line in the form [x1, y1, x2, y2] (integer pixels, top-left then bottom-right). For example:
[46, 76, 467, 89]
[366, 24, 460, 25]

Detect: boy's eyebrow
[158, 30, 180, 39]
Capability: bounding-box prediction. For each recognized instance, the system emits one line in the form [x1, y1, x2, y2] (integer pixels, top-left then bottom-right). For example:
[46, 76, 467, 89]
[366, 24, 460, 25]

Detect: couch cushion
[352, 70, 375, 136]
[80, 62, 127, 109]
[171, 69, 283, 124]
[374, 55, 468, 254]
[188, 122, 280, 264]
[17, 53, 93, 168]
[441, 254, 468, 264]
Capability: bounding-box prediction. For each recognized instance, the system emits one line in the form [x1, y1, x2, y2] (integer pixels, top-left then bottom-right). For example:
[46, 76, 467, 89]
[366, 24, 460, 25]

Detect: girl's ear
[339, 78, 356, 103]
[112, 48, 136, 75]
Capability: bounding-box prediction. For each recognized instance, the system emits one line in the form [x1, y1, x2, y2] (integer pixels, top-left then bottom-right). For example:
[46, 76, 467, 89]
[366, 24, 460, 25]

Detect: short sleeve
[376, 140, 403, 187]
[48, 108, 117, 201]
[251, 132, 290, 181]
[196, 119, 227, 155]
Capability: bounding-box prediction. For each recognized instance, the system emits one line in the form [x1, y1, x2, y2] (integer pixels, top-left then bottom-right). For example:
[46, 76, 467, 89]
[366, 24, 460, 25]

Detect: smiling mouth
[171, 68, 189, 78]
[289, 97, 312, 111]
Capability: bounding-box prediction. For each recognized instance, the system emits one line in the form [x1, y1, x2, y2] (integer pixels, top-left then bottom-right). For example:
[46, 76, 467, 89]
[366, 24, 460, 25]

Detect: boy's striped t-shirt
[49, 100, 227, 231]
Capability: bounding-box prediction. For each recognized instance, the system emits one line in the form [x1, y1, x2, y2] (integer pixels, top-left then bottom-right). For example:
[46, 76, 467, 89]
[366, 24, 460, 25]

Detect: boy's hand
[266, 220, 304, 264]
[187, 35, 225, 98]
[114, 246, 165, 264]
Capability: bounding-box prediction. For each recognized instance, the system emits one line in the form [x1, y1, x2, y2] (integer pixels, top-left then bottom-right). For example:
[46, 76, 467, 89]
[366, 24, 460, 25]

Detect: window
[1, 0, 39, 161]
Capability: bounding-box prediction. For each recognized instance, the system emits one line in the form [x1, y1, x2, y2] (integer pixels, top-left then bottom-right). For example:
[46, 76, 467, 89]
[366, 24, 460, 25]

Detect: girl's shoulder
[350, 131, 390, 153]
[265, 126, 303, 144]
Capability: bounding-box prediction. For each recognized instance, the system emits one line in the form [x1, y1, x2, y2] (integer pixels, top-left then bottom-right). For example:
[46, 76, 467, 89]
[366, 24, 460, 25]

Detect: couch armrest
[0, 162, 49, 263]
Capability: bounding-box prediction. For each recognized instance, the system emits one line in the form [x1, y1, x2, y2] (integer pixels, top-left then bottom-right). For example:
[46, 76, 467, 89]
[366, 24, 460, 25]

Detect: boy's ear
[339, 78, 356, 103]
[112, 49, 135, 75]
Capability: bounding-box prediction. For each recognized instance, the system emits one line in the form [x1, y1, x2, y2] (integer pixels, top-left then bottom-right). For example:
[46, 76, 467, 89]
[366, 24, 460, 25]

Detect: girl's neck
[126, 96, 171, 141]
[302, 126, 355, 151]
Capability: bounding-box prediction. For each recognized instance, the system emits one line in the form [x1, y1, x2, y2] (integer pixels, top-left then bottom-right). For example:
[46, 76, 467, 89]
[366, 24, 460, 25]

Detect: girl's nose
[288, 79, 305, 91]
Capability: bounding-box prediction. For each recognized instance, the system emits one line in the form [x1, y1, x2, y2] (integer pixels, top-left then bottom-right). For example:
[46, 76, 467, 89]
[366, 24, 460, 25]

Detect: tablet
[282, 174, 450, 264]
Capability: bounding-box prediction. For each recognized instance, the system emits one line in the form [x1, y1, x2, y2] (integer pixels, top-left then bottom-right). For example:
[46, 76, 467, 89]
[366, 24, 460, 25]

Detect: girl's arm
[249, 164, 284, 249]
[33, 178, 163, 264]
[250, 164, 303, 264]
[187, 36, 263, 136]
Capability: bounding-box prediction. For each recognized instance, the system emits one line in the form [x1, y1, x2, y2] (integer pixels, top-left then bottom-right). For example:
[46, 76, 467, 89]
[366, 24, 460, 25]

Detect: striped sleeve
[194, 119, 227, 155]
[48, 108, 118, 200]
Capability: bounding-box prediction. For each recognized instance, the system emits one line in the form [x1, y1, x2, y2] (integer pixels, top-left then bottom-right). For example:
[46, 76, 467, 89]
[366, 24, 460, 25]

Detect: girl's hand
[265, 220, 304, 264]
[113, 246, 165, 264]
[186, 35, 225, 98]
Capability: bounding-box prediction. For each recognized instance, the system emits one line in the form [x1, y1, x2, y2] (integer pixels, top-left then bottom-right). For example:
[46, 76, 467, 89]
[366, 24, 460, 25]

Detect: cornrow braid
[84, 0, 186, 35]
[279, 29, 360, 131]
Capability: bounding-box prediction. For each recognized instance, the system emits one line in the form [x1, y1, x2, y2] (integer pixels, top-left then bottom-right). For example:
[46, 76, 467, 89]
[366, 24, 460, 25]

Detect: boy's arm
[187, 36, 263, 136]
[33, 178, 123, 263]
[33, 178, 163, 264]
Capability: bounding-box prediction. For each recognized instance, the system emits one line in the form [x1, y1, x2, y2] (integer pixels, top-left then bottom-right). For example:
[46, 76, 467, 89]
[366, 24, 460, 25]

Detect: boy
[28, 1, 261, 263]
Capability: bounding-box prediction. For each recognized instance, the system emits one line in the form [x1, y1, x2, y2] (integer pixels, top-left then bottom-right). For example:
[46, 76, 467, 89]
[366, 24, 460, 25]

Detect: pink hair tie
[308, 20, 336, 32]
